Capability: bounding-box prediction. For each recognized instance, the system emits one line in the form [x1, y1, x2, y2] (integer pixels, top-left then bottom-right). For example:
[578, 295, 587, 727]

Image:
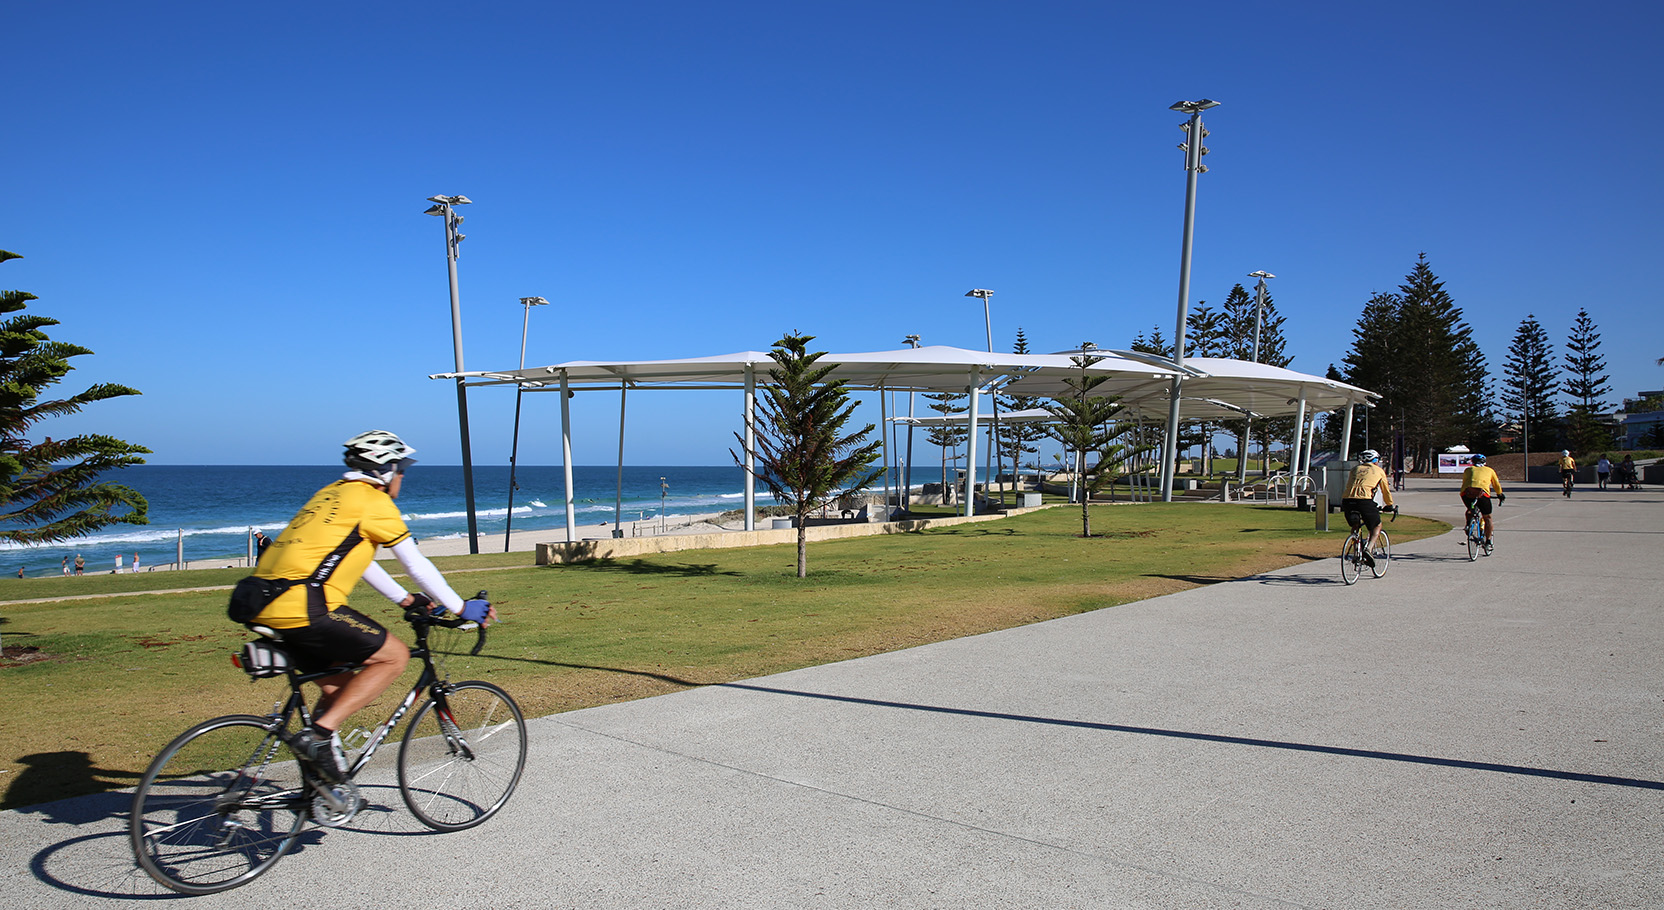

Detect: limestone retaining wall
[535, 507, 1046, 565]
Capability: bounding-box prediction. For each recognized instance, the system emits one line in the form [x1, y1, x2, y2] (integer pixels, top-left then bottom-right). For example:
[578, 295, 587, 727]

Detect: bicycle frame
[257, 609, 478, 794]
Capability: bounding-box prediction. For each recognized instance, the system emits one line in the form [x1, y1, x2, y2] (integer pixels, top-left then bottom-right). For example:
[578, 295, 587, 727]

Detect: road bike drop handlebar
[403, 589, 491, 657]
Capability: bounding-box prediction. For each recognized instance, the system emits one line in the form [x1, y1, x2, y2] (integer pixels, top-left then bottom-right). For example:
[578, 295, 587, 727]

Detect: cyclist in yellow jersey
[250, 430, 497, 782]
[1341, 449, 1395, 565]
[1558, 450, 1577, 497]
[1459, 453, 1505, 542]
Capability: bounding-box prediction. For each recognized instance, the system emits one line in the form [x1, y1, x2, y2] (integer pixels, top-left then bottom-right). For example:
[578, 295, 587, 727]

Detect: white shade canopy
[436, 344, 1375, 419]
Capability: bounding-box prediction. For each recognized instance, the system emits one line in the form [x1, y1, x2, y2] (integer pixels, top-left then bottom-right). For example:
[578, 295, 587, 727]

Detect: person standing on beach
[253, 530, 272, 558]
[73, 554, 83, 575]
[132, 553, 140, 573]
[245, 430, 495, 783]
[60, 556, 68, 576]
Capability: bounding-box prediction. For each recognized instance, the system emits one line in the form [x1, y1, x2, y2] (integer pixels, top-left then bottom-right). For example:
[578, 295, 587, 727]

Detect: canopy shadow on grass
[540, 558, 742, 578]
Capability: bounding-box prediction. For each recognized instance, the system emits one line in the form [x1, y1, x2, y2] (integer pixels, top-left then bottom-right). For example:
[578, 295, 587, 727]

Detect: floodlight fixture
[1248, 270, 1275, 280]
[1169, 99, 1220, 114]
[964, 288, 994, 299]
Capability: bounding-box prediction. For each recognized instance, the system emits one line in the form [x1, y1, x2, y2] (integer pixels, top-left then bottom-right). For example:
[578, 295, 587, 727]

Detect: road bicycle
[1562, 471, 1574, 498]
[130, 593, 526, 895]
[1340, 505, 1396, 585]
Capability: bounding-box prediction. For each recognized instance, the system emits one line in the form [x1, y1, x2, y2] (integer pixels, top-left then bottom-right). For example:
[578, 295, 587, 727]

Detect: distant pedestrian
[1597, 454, 1612, 490]
[132, 553, 141, 573]
[73, 554, 84, 576]
[253, 530, 272, 560]
[60, 556, 68, 576]
[16, 567, 23, 579]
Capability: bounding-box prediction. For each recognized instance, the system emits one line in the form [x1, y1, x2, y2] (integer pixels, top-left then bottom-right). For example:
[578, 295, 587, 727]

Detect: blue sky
[10, 1, 1662, 465]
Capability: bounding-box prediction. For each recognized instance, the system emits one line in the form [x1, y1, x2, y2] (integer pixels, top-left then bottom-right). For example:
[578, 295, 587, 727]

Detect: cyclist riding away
[1342, 449, 1396, 566]
[1459, 453, 1505, 544]
[1558, 449, 1577, 497]
[247, 431, 496, 783]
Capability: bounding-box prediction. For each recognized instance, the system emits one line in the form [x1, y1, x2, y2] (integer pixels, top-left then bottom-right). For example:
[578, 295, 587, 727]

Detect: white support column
[1288, 391, 1307, 502]
[880, 386, 891, 519]
[963, 368, 980, 517]
[614, 384, 627, 532]
[1303, 412, 1317, 479]
[561, 371, 576, 542]
[1340, 403, 1355, 463]
[744, 364, 756, 532]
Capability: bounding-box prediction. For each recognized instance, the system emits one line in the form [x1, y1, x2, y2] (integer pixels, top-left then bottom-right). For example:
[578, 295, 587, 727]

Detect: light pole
[901, 334, 921, 514]
[966, 289, 1003, 506]
[1159, 99, 1218, 502]
[424, 194, 481, 553]
[504, 295, 549, 552]
[1240, 269, 1274, 484]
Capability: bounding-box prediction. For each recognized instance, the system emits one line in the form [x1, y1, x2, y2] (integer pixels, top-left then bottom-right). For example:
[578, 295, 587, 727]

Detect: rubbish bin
[1313, 493, 1329, 531]
[1020, 492, 1042, 508]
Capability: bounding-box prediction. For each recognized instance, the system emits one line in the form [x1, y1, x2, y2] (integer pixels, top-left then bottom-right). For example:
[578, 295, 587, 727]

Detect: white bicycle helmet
[343, 430, 417, 483]
[1358, 449, 1379, 463]
[1561, 450, 1570, 456]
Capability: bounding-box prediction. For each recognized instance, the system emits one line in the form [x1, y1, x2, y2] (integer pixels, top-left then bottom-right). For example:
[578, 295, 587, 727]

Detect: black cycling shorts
[1461, 492, 1493, 515]
[1341, 498, 1381, 531]
[277, 606, 391, 673]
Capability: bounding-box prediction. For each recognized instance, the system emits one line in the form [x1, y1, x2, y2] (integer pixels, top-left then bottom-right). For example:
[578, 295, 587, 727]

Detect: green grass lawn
[0, 502, 1445, 809]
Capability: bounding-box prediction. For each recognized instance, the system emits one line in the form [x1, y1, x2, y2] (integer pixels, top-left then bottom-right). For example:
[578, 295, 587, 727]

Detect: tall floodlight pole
[424, 194, 481, 553]
[966, 289, 1002, 505]
[1159, 99, 1218, 502]
[504, 295, 549, 552]
[1240, 269, 1274, 484]
[902, 334, 920, 513]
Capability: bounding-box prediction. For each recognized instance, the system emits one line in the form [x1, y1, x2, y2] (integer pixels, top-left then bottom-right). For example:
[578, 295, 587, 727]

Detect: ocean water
[0, 465, 787, 577]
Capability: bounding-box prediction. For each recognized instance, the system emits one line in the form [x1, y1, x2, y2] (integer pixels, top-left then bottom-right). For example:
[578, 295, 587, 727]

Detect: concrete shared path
[3, 481, 1660, 908]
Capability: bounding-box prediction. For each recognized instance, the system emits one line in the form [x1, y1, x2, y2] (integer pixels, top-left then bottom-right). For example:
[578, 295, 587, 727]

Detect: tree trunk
[795, 521, 808, 577]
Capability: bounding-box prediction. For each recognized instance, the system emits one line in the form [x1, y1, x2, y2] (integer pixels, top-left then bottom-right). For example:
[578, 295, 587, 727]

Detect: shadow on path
[722, 682, 1664, 792]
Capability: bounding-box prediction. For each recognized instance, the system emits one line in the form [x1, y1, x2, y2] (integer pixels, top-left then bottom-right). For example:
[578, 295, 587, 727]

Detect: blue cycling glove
[460, 599, 491, 623]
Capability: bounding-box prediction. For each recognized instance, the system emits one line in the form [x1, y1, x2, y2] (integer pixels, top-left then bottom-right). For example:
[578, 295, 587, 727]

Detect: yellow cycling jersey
[252, 479, 411, 629]
[1558, 456, 1576, 471]
[1343, 463, 1394, 506]
[1461, 464, 1502, 496]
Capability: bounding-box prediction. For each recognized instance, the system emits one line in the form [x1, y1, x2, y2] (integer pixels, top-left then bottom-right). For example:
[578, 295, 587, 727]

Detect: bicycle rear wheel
[1371, 531, 1391, 578]
[399, 681, 527, 831]
[1465, 517, 1479, 561]
[131, 715, 306, 894]
[1340, 535, 1361, 585]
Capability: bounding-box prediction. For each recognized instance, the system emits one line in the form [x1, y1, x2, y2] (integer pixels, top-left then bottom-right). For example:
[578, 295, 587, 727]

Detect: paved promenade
[3, 482, 1660, 908]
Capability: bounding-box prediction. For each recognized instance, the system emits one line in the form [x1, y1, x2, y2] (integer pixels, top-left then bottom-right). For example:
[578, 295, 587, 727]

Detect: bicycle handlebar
[404, 590, 491, 656]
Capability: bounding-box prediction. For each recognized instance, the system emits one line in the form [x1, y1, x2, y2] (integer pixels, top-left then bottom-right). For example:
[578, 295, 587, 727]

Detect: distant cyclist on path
[1559, 450, 1577, 497]
[1341, 449, 1396, 567]
[1459, 453, 1505, 545]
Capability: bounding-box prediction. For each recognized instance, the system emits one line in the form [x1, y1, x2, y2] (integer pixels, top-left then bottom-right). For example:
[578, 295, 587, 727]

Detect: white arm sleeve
[388, 537, 466, 613]
[361, 560, 408, 603]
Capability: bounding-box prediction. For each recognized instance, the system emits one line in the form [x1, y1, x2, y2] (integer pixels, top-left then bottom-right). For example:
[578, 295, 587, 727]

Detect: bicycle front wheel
[1371, 531, 1391, 578]
[1466, 519, 1479, 561]
[399, 681, 527, 831]
[130, 715, 306, 895]
[1340, 535, 1361, 585]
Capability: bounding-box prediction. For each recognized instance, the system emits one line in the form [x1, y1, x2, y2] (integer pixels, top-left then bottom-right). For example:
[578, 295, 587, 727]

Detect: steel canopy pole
[744, 363, 756, 531]
[560, 371, 575, 542]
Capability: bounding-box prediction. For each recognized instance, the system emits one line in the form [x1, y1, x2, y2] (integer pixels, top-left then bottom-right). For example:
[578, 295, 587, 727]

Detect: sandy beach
[414, 510, 742, 558]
